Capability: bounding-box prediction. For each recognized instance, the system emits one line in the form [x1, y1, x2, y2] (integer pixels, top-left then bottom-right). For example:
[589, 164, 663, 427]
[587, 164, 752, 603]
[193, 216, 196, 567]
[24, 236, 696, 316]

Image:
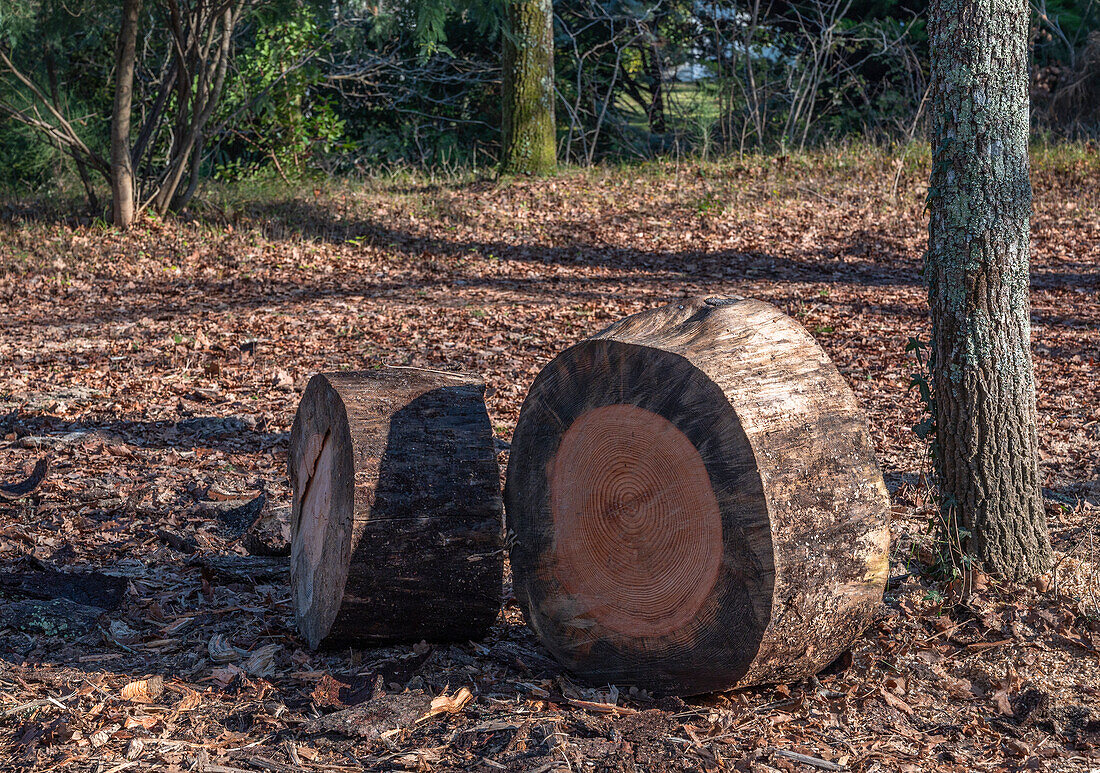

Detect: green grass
[4, 137, 1095, 233]
[615, 81, 725, 134]
[183, 137, 1098, 231]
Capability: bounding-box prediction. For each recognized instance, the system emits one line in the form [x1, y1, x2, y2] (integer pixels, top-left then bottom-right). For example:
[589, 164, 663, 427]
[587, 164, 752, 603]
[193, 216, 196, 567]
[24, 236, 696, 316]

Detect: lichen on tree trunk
[927, 0, 1053, 579]
[501, 0, 556, 175]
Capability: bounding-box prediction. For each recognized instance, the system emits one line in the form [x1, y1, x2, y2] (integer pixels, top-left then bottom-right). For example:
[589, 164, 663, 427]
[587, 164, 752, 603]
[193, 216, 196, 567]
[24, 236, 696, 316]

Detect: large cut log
[290, 368, 503, 649]
[505, 297, 890, 695]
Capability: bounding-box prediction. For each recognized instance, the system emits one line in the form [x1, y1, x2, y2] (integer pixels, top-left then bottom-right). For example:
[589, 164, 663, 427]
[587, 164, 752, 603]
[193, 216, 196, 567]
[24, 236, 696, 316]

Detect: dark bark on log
[157, 529, 198, 554]
[216, 492, 266, 537]
[242, 504, 291, 557]
[0, 598, 104, 639]
[505, 297, 890, 695]
[289, 369, 504, 649]
[0, 567, 126, 610]
[195, 555, 288, 586]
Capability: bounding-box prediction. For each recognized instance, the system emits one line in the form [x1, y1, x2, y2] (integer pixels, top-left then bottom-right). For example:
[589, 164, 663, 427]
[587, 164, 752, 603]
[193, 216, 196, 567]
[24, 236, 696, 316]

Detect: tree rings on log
[505, 297, 890, 695]
[290, 369, 504, 649]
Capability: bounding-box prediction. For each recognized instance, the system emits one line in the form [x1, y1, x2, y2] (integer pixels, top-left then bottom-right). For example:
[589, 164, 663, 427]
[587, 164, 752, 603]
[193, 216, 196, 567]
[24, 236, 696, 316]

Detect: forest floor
[1, 147, 1099, 772]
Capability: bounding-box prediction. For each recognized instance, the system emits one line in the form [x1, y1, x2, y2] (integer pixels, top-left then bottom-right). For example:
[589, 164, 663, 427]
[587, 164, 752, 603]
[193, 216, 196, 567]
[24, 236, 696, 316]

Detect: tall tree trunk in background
[110, 0, 142, 227]
[926, 0, 1052, 580]
[645, 47, 666, 135]
[501, 0, 556, 175]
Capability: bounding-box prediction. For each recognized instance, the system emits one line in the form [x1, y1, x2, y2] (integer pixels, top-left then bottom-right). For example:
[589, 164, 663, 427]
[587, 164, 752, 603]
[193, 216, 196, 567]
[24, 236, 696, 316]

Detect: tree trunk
[927, 0, 1052, 580]
[645, 44, 666, 135]
[501, 0, 556, 175]
[505, 298, 890, 695]
[110, 0, 141, 228]
[155, 4, 237, 215]
[289, 369, 504, 649]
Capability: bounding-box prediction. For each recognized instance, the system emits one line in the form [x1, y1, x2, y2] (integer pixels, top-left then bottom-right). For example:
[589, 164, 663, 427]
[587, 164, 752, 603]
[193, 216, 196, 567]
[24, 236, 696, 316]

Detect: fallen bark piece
[241, 504, 290, 557]
[120, 675, 165, 703]
[0, 598, 104, 638]
[565, 698, 637, 715]
[289, 369, 503, 649]
[0, 457, 48, 500]
[157, 529, 198, 554]
[310, 673, 353, 708]
[216, 492, 266, 536]
[0, 566, 127, 610]
[208, 633, 242, 664]
[307, 689, 434, 740]
[195, 555, 288, 585]
[506, 297, 890, 695]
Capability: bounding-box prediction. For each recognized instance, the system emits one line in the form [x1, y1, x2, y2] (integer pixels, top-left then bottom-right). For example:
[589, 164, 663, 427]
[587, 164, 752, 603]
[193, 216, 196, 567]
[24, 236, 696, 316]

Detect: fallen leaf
[882, 689, 915, 716]
[89, 723, 120, 748]
[992, 690, 1014, 716]
[124, 714, 159, 730]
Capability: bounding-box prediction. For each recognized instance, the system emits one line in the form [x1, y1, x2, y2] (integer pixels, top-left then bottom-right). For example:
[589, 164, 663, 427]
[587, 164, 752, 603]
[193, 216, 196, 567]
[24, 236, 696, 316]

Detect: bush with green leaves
[213, 4, 347, 180]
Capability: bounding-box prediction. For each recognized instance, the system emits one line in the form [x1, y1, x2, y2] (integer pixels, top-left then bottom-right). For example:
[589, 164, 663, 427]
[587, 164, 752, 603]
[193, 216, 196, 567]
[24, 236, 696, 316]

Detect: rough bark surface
[927, 0, 1053, 580]
[289, 369, 503, 649]
[505, 297, 890, 695]
[501, 0, 556, 175]
[0, 568, 127, 610]
[110, 0, 141, 228]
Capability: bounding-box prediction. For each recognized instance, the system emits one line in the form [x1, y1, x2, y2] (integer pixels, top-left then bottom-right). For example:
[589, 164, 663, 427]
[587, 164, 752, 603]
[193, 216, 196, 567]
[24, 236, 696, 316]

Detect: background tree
[0, 0, 325, 218]
[925, 0, 1053, 579]
[501, 0, 556, 174]
[3, 0, 1098, 183]
[110, 0, 141, 226]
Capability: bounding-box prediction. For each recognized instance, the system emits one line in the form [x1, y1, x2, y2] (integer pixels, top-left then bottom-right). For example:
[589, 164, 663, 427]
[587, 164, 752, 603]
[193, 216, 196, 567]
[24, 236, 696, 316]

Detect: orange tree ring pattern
[547, 403, 724, 641]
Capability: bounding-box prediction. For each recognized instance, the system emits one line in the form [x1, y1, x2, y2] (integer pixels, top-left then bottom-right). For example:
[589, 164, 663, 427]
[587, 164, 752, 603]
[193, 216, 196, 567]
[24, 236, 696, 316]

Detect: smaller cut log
[211, 492, 266, 537]
[195, 554, 288, 586]
[289, 368, 503, 649]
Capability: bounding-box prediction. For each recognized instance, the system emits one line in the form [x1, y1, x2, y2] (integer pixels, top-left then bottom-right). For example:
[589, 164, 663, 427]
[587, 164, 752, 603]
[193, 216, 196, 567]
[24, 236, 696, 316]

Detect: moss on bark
[501, 0, 556, 175]
[927, 0, 1053, 580]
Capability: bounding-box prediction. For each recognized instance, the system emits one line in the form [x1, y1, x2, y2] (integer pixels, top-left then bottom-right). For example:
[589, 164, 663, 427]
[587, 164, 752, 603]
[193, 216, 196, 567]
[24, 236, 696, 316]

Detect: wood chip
[565, 698, 637, 715]
[421, 686, 474, 720]
[120, 675, 164, 703]
[770, 748, 846, 771]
